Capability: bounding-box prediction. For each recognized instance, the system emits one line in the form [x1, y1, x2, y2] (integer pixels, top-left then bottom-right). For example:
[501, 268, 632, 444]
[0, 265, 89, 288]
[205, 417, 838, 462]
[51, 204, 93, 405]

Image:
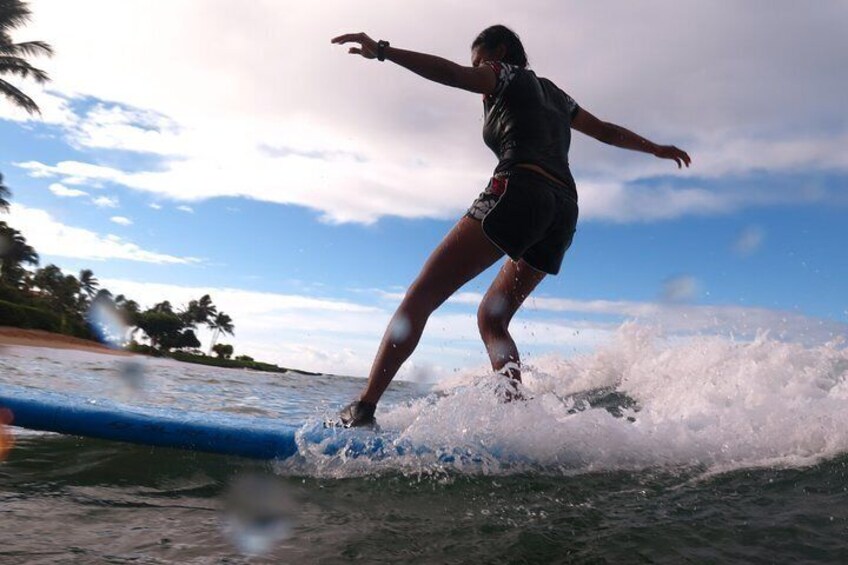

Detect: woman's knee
[477, 294, 510, 339]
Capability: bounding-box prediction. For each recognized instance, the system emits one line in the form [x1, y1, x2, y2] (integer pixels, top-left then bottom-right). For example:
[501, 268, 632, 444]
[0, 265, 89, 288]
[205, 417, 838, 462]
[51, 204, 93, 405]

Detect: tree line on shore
[1, 177, 237, 358]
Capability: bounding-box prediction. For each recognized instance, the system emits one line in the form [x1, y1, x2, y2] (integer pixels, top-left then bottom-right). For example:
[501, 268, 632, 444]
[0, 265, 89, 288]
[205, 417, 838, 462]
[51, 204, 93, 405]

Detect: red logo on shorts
[491, 176, 507, 196]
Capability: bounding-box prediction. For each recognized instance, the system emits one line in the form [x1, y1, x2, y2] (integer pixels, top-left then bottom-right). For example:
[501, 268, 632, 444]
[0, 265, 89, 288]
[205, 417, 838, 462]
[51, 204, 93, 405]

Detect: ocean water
[2, 324, 848, 563]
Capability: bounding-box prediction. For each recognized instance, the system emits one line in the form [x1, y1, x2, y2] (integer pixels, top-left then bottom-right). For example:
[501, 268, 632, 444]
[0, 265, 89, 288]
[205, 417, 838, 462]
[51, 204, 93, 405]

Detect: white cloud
[93, 276, 848, 377]
[9, 0, 844, 224]
[176, 205, 194, 213]
[149, 203, 162, 210]
[48, 182, 87, 198]
[98, 277, 619, 376]
[5, 204, 197, 264]
[110, 216, 132, 226]
[436, 290, 846, 344]
[17, 160, 125, 183]
[442, 292, 659, 318]
[0, 88, 77, 126]
[92, 195, 119, 208]
[68, 103, 181, 154]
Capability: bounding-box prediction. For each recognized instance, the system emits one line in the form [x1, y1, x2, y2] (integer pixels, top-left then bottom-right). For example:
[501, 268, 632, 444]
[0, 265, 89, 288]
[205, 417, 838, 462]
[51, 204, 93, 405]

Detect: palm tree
[0, 173, 10, 212]
[152, 300, 175, 315]
[32, 264, 79, 313]
[182, 294, 217, 327]
[78, 269, 99, 298]
[0, 0, 53, 114]
[207, 311, 234, 355]
[0, 222, 37, 287]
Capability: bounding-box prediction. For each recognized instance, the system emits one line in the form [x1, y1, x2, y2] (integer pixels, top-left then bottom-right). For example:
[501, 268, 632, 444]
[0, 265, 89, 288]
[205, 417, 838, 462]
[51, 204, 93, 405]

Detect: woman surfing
[331, 25, 691, 427]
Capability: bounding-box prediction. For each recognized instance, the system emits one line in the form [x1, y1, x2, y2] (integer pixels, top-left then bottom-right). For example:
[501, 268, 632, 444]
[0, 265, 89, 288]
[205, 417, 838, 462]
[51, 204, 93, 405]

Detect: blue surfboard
[0, 384, 304, 460]
[0, 384, 528, 466]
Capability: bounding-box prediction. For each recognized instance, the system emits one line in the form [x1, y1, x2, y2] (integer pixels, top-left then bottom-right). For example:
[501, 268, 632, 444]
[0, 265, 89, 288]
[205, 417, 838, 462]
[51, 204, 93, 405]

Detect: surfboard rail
[0, 384, 300, 460]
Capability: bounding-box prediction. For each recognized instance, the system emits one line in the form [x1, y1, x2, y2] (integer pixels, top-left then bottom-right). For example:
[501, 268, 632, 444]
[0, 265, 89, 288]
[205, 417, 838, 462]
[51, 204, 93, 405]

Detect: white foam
[281, 323, 848, 478]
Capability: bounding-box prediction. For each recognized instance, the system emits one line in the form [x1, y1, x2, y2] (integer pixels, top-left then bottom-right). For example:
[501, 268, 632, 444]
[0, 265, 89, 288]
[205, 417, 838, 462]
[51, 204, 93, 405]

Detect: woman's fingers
[332, 33, 377, 59]
[331, 33, 363, 44]
[675, 147, 691, 168]
[659, 145, 691, 169]
[331, 32, 371, 45]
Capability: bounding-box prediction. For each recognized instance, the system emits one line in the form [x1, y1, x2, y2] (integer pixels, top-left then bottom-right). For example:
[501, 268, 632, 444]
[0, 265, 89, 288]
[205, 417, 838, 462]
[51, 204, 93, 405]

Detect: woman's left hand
[653, 145, 692, 169]
[331, 33, 379, 59]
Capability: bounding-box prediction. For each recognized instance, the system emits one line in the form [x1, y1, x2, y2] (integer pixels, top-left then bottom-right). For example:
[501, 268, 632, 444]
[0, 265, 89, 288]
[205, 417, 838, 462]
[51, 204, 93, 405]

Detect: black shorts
[465, 169, 578, 275]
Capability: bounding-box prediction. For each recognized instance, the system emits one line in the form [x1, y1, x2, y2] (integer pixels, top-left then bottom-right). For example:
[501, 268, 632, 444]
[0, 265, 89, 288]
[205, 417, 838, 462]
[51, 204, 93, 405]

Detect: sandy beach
[0, 327, 131, 356]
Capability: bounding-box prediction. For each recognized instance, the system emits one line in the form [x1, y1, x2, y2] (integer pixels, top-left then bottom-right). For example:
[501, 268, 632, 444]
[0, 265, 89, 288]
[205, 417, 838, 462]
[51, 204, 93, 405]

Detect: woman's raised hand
[331, 33, 379, 59]
[653, 145, 692, 169]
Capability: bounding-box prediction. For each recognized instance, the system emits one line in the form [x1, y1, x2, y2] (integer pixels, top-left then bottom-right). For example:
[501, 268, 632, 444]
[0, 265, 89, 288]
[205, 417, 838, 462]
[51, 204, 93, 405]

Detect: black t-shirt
[481, 61, 579, 200]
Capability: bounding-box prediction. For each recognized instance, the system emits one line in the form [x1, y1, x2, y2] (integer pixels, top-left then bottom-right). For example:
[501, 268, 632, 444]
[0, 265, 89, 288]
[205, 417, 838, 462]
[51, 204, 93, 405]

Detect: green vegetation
[0, 298, 60, 331]
[0, 0, 53, 114]
[170, 350, 295, 374]
[211, 343, 234, 359]
[0, 218, 240, 357]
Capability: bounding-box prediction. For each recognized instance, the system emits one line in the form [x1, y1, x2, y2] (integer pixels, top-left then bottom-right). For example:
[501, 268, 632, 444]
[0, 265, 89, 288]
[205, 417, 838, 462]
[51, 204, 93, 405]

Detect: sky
[1, 0, 846, 379]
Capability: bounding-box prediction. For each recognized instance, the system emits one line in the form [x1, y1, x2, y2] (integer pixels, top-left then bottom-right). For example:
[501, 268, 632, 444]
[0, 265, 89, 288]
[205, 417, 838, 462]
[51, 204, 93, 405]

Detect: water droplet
[388, 314, 411, 342]
[485, 294, 508, 317]
[222, 474, 296, 556]
[117, 360, 146, 394]
[86, 296, 131, 348]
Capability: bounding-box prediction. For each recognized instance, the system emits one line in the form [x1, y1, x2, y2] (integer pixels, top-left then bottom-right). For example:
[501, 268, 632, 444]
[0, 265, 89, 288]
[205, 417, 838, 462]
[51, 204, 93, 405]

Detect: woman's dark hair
[471, 25, 528, 68]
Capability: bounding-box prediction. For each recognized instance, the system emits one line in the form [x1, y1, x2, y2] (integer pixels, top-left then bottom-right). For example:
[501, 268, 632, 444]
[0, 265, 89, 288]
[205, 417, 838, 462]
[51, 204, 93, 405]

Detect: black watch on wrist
[377, 40, 390, 62]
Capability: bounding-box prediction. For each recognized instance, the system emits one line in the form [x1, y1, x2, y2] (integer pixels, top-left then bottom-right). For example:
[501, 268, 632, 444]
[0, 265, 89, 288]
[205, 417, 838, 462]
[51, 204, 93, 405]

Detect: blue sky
[1, 1, 846, 377]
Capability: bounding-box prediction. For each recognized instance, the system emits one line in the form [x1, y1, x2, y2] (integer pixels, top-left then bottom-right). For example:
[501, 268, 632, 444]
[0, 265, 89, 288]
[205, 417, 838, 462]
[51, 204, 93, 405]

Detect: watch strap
[377, 40, 390, 61]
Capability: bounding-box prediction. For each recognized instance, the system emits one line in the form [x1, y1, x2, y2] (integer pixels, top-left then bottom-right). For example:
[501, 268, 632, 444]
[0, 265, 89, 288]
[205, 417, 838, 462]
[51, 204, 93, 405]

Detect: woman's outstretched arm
[572, 107, 692, 168]
[331, 32, 496, 95]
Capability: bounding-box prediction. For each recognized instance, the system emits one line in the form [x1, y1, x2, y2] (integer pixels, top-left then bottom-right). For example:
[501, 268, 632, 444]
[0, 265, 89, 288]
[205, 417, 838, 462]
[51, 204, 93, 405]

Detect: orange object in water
[0, 408, 14, 461]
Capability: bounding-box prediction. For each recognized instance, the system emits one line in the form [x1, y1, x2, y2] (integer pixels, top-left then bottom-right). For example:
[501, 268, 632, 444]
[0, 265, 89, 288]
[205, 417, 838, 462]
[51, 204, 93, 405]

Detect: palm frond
[0, 55, 48, 82]
[0, 1, 32, 33]
[0, 172, 10, 211]
[0, 40, 52, 58]
[0, 75, 38, 113]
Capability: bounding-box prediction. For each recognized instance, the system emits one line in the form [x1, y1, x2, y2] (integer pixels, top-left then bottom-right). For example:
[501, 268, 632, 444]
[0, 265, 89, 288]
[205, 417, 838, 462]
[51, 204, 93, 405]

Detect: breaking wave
[282, 323, 848, 478]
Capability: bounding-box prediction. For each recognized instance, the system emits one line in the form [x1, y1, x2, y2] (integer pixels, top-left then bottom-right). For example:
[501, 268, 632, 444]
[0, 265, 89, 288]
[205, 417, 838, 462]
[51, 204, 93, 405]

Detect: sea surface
[2, 325, 848, 564]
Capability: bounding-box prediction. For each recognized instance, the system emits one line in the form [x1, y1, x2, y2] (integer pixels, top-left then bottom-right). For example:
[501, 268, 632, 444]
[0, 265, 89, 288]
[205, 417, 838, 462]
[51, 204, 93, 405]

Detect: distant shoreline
[0, 326, 327, 376]
[0, 326, 131, 357]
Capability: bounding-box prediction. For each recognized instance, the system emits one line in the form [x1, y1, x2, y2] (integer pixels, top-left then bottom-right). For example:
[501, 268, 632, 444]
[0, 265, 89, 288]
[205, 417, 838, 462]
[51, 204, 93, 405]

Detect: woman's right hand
[653, 145, 692, 169]
[331, 33, 379, 60]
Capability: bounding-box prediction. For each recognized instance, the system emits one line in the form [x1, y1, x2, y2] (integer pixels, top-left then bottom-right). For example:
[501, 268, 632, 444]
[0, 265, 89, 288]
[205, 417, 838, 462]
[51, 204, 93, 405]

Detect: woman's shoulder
[537, 76, 580, 115]
[482, 60, 521, 97]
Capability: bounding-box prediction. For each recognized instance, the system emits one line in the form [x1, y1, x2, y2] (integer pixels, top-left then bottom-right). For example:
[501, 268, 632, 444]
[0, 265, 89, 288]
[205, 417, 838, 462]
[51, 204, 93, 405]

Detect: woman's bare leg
[477, 259, 546, 381]
[359, 217, 504, 404]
